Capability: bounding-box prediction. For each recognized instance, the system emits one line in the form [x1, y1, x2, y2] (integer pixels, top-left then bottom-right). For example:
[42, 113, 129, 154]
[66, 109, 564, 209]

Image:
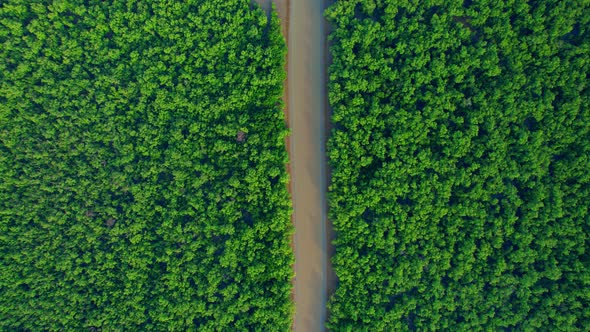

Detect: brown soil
[288, 0, 332, 330]
[255, 1, 336, 331]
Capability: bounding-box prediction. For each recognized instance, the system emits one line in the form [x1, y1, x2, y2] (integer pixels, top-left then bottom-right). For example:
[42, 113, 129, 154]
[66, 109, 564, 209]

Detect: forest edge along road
[322, 0, 337, 323]
[253, 0, 335, 331]
[252, 0, 295, 315]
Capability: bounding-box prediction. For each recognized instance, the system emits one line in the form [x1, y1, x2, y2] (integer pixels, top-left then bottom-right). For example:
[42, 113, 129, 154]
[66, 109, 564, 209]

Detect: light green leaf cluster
[327, 0, 590, 330]
[0, 0, 292, 330]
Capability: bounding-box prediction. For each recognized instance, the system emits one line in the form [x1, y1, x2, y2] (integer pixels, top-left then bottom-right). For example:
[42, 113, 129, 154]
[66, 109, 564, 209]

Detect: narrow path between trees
[288, 0, 331, 330]
[253, 0, 334, 330]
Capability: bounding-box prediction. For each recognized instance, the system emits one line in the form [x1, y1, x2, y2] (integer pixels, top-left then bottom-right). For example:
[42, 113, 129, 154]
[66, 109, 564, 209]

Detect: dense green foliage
[0, 0, 292, 330]
[326, 0, 590, 330]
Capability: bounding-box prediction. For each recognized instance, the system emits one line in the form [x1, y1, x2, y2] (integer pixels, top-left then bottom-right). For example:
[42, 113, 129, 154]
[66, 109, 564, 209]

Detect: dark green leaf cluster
[0, 0, 291, 330]
[326, 0, 590, 330]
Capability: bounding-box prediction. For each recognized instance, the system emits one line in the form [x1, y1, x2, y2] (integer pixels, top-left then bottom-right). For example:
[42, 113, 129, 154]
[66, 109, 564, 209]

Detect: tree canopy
[326, 0, 590, 330]
[0, 0, 292, 330]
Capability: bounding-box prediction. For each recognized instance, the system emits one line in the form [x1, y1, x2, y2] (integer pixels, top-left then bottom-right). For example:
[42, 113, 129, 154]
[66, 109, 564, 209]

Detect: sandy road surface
[287, 0, 332, 330]
[253, 0, 333, 330]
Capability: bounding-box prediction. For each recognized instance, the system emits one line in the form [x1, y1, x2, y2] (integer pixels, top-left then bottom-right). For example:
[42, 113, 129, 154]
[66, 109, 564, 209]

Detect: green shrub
[0, 0, 292, 330]
[326, 0, 590, 330]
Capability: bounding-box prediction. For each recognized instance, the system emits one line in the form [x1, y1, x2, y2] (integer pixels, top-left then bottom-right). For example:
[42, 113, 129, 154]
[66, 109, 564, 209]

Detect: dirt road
[253, 0, 333, 330]
[288, 0, 333, 330]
